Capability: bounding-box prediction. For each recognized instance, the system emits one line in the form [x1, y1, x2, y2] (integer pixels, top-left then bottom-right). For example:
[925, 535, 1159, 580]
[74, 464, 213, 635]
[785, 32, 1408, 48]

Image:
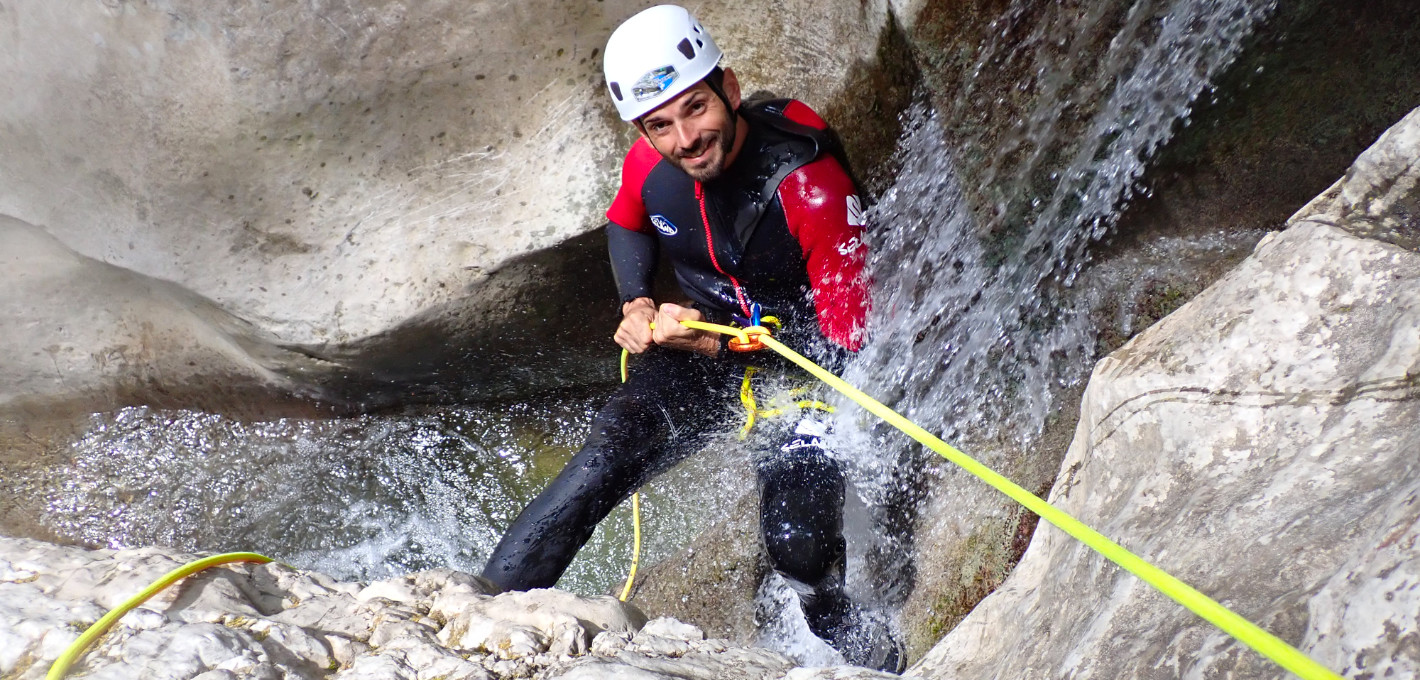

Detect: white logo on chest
[651, 214, 678, 236]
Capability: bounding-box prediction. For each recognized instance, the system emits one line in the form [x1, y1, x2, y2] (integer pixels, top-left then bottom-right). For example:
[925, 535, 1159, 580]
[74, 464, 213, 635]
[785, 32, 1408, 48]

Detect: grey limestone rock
[910, 105, 1420, 679]
[0, 0, 898, 418]
[0, 535, 861, 679]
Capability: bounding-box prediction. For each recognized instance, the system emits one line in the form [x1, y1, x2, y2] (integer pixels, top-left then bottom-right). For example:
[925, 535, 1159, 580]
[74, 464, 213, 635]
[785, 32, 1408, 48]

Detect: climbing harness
[47, 552, 275, 680]
[736, 366, 835, 439]
[731, 313, 834, 437]
[616, 312, 827, 600]
[622, 319, 1341, 680]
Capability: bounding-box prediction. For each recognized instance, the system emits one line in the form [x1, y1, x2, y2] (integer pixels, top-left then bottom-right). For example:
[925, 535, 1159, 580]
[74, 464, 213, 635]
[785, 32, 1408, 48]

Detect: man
[480, 5, 899, 672]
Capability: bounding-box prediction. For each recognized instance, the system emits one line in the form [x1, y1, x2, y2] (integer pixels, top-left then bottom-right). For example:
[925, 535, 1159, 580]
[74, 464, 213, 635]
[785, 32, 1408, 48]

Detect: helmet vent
[610, 82, 623, 101]
[695, 38, 704, 48]
[676, 38, 695, 59]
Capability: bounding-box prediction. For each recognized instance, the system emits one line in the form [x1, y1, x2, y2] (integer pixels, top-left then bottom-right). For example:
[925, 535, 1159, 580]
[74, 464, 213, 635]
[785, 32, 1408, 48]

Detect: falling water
[780, 0, 1275, 663]
[844, 0, 1275, 458]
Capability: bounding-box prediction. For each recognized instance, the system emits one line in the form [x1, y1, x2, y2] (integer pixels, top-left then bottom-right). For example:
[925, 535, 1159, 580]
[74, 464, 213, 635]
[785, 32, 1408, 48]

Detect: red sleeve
[606, 138, 661, 233]
[783, 100, 829, 130]
[778, 154, 870, 351]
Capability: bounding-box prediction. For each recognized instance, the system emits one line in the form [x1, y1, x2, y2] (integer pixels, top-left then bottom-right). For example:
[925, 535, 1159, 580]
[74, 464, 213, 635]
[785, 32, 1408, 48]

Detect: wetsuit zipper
[695, 181, 753, 318]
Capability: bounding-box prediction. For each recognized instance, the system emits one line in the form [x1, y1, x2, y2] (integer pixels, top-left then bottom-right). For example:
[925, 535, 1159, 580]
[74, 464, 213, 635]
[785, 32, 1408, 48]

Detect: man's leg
[758, 421, 903, 673]
[481, 348, 734, 591]
[758, 423, 851, 630]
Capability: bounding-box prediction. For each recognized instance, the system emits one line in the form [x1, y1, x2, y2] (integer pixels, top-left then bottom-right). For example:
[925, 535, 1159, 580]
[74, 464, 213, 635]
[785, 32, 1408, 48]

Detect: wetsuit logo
[846, 195, 867, 227]
[651, 214, 679, 236]
[837, 236, 863, 257]
[633, 65, 679, 102]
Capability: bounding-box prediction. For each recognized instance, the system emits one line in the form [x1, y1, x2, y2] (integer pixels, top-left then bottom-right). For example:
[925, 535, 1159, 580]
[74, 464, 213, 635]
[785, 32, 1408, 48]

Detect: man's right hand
[614, 297, 657, 353]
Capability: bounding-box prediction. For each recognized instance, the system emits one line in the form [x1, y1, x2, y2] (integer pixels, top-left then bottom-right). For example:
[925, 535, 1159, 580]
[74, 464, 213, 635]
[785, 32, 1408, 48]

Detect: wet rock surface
[0, 536, 896, 680]
[911, 106, 1420, 678]
[887, 0, 1420, 659]
[0, 0, 906, 420]
[627, 484, 770, 644]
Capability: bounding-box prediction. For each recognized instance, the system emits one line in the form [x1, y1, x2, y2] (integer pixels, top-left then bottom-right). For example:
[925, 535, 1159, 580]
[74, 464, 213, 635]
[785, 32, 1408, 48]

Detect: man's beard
[672, 127, 735, 182]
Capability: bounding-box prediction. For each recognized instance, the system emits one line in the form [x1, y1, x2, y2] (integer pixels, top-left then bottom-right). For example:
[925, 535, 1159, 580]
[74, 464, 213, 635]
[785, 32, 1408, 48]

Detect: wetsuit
[481, 99, 871, 654]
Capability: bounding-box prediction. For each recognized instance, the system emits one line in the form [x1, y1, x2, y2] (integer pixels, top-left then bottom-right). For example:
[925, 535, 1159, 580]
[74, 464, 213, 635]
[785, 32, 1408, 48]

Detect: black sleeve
[607, 222, 658, 305]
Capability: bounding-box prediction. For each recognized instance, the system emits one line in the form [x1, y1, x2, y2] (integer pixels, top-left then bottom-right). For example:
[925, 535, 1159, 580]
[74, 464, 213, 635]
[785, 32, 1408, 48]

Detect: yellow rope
[675, 320, 1341, 680]
[738, 368, 835, 439]
[616, 316, 815, 599]
[739, 367, 762, 438]
[618, 344, 644, 601]
[618, 492, 642, 602]
[47, 552, 274, 679]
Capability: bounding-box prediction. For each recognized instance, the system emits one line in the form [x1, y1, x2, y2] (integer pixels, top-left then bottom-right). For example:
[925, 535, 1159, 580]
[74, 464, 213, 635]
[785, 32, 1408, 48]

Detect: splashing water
[845, 0, 1275, 455]
[21, 395, 746, 595]
[768, 0, 1277, 664]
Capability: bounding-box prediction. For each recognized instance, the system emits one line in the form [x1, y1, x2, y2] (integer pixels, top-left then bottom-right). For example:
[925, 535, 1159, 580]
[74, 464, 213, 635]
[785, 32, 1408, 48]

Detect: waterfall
[846, 0, 1275, 459]
[762, 0, 1276, 662]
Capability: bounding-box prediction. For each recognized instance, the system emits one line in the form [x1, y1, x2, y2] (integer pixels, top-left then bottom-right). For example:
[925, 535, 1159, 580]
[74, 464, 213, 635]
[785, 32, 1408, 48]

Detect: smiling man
[480, 5, 898, 672]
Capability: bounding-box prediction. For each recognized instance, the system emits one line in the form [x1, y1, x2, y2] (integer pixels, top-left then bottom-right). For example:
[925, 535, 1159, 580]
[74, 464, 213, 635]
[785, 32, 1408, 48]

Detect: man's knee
[764, 523, 846, 587]
[759, 433, 847, 587]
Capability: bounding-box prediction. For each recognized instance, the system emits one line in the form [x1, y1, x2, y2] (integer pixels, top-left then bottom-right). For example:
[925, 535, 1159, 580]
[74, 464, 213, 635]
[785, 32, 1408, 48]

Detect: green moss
[1135, 281, 1195, 327]
[904, 507, 1042, 660]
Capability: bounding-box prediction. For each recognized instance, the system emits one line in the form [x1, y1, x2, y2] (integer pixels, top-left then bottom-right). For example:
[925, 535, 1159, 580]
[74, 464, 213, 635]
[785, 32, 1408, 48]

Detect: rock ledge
[0, 537, 902, 680]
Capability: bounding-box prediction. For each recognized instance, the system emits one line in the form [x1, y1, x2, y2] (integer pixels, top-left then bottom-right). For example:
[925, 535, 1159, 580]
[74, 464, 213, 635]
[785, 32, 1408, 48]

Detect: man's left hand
[653, 303, 721, 357]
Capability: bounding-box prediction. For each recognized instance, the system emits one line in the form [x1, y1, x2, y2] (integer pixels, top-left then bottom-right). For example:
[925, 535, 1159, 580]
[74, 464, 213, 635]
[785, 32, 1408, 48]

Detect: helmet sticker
[651, 214, 679, 236]
[633, 65, 679, 102]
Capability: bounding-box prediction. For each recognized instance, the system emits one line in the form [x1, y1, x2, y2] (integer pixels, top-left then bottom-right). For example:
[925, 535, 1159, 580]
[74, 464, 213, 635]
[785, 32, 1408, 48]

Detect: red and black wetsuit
[483, 101, 883, 665]
[606, 98, 869, 355]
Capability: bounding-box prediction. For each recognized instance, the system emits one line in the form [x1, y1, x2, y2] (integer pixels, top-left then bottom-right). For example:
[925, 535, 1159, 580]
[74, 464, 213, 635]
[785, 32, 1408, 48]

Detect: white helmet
[603, 5, 723, 121]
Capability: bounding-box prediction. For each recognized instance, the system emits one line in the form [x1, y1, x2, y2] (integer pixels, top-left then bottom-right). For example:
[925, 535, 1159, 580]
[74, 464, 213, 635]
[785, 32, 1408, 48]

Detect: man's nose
[672, 121, 699, 152]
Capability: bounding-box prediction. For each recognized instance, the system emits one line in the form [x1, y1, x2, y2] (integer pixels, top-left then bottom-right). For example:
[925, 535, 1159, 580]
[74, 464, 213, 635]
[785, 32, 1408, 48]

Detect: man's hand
[614, 297, 657, 353]
[653, 303, 721, 357]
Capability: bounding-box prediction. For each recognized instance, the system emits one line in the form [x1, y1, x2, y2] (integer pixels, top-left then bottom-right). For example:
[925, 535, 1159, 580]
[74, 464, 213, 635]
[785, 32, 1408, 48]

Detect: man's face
[639, 81, 737, 182]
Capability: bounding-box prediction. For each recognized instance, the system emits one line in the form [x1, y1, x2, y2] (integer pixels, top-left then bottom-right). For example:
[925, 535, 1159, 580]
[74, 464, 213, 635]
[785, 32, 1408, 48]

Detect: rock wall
[911, 106, 1420, 678]
[887, 0, 1420, 660]
[0, 0, 904, 416]
[0, 215, 332, 421]
[0, 536, 898, 679]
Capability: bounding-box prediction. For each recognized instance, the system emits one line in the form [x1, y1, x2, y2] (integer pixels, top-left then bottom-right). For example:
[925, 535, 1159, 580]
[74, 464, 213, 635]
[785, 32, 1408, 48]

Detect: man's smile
[679, 135, 717, 162]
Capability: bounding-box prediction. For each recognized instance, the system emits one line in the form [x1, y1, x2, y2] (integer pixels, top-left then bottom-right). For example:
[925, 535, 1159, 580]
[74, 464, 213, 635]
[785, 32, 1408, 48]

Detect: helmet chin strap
[705, 75, 739, 129]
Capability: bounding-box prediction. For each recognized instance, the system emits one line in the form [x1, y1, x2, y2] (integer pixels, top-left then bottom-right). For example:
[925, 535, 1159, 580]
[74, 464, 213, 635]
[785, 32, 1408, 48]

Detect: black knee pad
[765, 525, 847, 588]
[759, 433, 846, 587]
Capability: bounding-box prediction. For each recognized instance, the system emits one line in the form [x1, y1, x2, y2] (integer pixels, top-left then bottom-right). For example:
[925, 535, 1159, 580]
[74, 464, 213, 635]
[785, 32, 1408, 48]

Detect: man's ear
[722, 68, 742, 110]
